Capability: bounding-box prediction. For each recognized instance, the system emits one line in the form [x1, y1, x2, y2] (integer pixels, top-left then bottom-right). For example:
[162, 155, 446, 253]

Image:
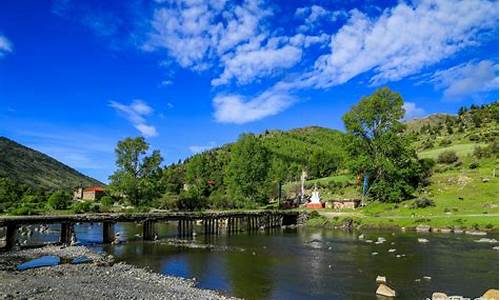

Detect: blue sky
[0, 0, 498, 183]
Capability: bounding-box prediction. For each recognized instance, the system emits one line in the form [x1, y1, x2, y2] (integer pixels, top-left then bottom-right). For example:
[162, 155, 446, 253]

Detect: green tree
[342, 87, 429, 202]
[225, 134, 271, 207]
[47, 191, 71, 210]
[108, 137, 163, 206]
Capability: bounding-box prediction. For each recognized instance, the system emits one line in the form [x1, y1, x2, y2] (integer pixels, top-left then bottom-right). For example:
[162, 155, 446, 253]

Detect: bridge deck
[0, 210, 299, 226]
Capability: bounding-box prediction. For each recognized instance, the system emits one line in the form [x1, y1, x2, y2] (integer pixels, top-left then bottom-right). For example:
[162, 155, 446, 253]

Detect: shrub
[10, 205, 38, 216]
[71, 201, 100, 214]
[469, 161, 479, 169]
[439, 139, 451, 146]
[47, 191, 71, 210]
[100, 195, 113, 207]
[410, 198, 435, 209]
[152, 193, 179, 210]
[437, 150, 458, 164]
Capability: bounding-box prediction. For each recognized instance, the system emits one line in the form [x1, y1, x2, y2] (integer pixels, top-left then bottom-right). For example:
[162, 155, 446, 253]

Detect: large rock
[432, 292, 448, 300]
[416, 225, 431, 232]
[376, 284, 396, 297]
[483, 289, 499, 300]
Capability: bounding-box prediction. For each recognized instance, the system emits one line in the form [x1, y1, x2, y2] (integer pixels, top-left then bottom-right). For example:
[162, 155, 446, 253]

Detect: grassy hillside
[0, 137, 102, 190]
[307, 102, 499, 230]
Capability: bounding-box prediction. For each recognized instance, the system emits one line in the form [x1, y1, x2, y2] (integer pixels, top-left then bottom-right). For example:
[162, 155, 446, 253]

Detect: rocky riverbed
[0, 245, 238, 300]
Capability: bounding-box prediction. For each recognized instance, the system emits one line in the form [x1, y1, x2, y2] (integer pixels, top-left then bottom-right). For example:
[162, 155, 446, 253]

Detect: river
[17, 222, 499, 300]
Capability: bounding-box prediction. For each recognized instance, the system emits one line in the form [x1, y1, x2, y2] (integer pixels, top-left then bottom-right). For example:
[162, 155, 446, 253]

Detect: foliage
[108, 137, 164, 206]
[71, 201, 100, 214]
[410, 198, 435, 209]
[437, 150, 459, 164]
[342, 87, 431, 202]
[100, 195, 113, 207]
[225, 134, 271, 207]
[47, 191, 71, 210]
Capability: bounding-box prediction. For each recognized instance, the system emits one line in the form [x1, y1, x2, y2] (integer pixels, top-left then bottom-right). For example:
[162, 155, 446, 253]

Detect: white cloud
[213, 85, 296, 124]
[212, 37, 302, 86]
[403, 102, 426, 121]
[0, 35, 13, 57]
[189, 141, 217, 154]
[213, 0, 498, 124]
[160, 80, 173, 86]
[429, 60, 499, 99]
[306, 0, 498, 88]
[109, 99, 158, 137]
[295, 5, 346, 32]
[144, 0, 272, 71]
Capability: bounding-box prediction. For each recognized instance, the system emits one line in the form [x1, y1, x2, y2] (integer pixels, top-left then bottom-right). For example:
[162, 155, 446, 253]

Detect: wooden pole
[60, 223, 74, 245]
[5, 224, 17, 250]
[102, 222, 115, 244]
[143, 220, 157, 241]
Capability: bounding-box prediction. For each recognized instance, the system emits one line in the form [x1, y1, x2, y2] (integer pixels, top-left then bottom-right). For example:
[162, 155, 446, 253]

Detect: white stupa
[310, 190, 321, 204]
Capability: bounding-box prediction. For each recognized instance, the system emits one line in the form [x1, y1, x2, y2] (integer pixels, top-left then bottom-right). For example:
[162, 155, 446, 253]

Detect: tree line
[107, 87, 434, 208]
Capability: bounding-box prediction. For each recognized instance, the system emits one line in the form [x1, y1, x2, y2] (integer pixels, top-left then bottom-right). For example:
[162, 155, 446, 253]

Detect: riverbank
[304, 210, 499, 232]
[0, 245, 238, 300]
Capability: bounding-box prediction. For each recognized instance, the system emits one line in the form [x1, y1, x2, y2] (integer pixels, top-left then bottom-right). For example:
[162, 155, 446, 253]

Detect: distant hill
[0, 137, 103, 190]
[405, 113, 455, 132]
[168, 126, 348, 189]
[406, 102, 498, 151]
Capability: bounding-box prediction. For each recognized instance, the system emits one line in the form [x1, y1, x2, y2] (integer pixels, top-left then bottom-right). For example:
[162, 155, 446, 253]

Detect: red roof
[83, 186, 105, 192]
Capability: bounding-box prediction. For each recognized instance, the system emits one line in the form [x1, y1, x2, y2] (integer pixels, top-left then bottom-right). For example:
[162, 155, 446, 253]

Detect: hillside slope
[0, 137, 102, 190]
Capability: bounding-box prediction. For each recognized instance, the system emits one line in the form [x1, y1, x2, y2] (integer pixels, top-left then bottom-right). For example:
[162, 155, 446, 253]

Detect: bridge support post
[60, 223, 74, 245]
[5, 224, 17, 250]
[102, 222, 115, 244]
[143, 220, 157, 241]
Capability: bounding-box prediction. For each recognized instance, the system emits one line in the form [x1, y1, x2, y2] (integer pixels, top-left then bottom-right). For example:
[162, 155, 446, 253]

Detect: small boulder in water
[418, 238, 429, 243]
[432, 292, 448, 300]
[376, 283, 396, 297]
[376, 276, 386, 284]
[482, 289, 499, 300]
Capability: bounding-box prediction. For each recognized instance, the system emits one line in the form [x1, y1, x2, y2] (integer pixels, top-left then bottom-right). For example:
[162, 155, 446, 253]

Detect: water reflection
[15, 223, 499, 300]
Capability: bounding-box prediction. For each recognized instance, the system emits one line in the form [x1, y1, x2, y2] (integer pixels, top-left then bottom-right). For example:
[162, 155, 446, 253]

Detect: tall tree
[343, 87, 429, 202]
[225, 134, 271, 207]
[109, 137, 163, 206]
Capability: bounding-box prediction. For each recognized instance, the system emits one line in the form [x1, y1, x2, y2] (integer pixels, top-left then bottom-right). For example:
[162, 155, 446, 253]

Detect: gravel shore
[0, 245, 239, 300]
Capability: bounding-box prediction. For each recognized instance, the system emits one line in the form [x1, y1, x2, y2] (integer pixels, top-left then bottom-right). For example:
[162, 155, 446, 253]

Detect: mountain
[0, 137, 103, 190]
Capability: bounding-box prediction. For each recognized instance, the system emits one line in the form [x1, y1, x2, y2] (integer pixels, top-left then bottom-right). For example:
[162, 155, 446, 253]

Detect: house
[74, 186, 105, 201]
[327, 199, 362, 210]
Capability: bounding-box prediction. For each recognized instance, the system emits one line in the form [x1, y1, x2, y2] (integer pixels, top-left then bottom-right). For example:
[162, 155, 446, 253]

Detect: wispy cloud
[403, 102, 426, 121]
[213, 84, 296, 124]
[0, 34, 13, 57]
[295, 5, 346, 32]
[212, 0, 498, 123]
[188, 141, 217, 154]
[109, 99, 158, 137]
[429, 59, 499, 100]
[306, 0, 499, 88]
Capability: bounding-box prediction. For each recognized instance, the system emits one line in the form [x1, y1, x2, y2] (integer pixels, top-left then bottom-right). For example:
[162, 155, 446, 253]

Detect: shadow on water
[18, 222, 499, 300]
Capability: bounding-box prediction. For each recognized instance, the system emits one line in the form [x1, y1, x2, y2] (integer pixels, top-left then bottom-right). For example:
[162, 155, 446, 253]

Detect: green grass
[306, 155, 499, 230]
[418, 143, 486, 159]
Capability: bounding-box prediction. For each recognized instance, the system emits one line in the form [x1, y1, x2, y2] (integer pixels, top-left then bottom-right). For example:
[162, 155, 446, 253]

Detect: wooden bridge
[0, 210, 301, 251]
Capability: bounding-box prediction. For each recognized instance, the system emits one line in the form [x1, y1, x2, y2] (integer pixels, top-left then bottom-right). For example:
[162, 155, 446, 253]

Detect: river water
[17, 223, 499, 300]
